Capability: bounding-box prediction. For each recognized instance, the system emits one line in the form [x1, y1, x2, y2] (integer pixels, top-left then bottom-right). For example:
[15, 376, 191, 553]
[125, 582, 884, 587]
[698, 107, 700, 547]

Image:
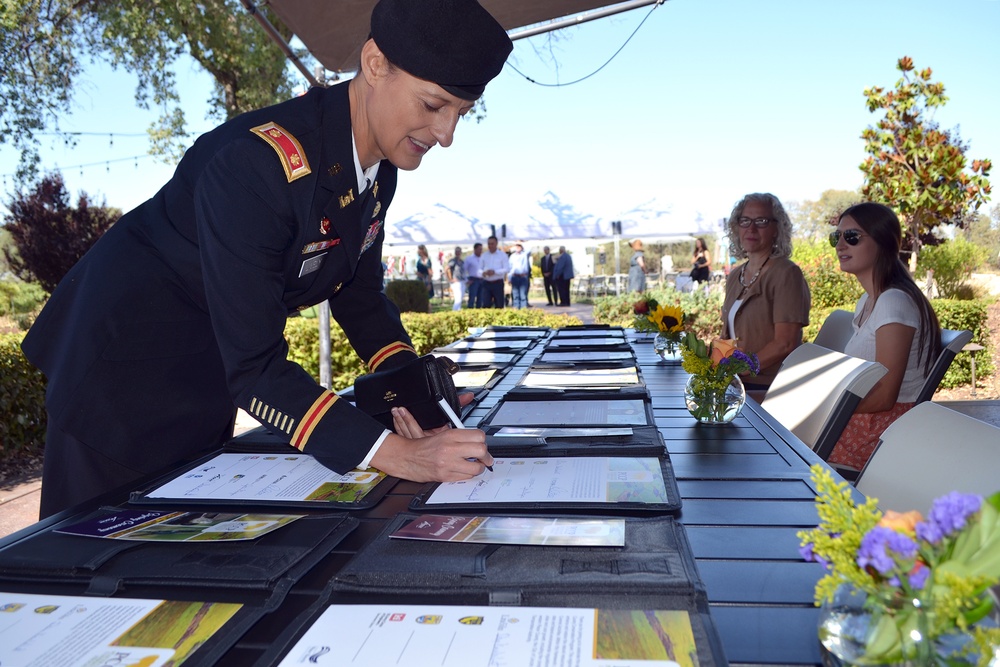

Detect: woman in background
[416, 244, 434, 298]
[691, 238, 712, 284]
[827, 202, 941, 471]
[721, 193, 811, 393]
[628, 239, 648, 292]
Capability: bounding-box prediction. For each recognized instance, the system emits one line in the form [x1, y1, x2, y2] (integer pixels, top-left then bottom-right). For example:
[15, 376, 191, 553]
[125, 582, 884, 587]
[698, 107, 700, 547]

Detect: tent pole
[240, 0, 320, 87]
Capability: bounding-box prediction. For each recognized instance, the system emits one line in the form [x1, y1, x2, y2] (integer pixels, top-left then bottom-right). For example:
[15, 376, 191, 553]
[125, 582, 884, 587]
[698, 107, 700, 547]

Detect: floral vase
[653, 333, 681, 362]
[684, 374, 745, 424]
[817, 585, 1000, 667]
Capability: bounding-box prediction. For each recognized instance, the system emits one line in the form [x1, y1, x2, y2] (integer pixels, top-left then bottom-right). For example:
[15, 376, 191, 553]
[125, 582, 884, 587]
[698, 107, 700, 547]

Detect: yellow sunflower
[648, 304, 684, 333]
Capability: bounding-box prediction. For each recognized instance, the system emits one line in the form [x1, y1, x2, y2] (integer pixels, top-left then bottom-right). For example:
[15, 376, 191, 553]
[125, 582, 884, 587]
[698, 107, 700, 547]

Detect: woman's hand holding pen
[374, 393, 493, 481]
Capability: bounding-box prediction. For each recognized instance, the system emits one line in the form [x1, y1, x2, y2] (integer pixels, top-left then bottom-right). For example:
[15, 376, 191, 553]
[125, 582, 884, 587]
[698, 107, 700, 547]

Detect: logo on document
[416, 615, 443, 625]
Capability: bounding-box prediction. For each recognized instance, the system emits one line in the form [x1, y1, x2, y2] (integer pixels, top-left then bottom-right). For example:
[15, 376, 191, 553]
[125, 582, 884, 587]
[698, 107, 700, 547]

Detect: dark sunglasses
[829, 229, 866, 247]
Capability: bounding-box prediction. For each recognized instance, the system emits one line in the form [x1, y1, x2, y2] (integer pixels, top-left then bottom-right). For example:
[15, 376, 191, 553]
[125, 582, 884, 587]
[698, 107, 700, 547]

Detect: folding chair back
[914, 328, 973, 404]
[761, 343, 887, 460]
[812, 309, 854, 353]
[856, 402, 1000, 512]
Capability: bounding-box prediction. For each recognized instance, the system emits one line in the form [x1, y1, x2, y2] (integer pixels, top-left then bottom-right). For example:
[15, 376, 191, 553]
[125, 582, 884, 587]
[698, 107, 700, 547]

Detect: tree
[860, 56, 992, 271]
[790, 189, 865, 241]
[1, 0, 302, 176]
[3, 173, 120, 292]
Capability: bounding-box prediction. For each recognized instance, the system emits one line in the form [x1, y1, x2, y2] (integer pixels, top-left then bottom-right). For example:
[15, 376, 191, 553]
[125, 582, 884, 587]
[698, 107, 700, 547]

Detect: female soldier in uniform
[22, 0, 513, 517]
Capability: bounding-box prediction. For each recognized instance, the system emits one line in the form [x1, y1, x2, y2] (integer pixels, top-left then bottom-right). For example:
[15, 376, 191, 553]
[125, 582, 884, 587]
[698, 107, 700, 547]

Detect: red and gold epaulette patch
[250, 122, 312, 183]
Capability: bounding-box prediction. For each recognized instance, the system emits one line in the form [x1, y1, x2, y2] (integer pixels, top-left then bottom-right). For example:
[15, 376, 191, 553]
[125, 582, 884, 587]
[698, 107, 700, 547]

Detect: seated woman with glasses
[721, 192, 811, 396]
[826, 202, 942, 471]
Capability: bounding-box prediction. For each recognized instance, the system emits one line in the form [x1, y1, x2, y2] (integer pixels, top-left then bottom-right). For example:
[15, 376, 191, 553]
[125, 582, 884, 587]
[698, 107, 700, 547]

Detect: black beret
[371, 0, 513, 100]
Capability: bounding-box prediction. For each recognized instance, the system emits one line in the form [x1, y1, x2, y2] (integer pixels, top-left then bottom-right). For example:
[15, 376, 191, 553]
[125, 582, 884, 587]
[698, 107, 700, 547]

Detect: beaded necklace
[738, 256, 770, 295]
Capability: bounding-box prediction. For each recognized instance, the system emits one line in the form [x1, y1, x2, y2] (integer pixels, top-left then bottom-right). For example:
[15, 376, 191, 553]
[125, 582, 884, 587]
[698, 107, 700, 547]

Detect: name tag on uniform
[299, 252, 327, 277]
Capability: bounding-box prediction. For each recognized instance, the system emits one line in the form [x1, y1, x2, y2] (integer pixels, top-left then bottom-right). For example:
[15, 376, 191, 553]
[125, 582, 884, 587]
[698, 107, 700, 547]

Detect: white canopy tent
[383, 193, 721, 248]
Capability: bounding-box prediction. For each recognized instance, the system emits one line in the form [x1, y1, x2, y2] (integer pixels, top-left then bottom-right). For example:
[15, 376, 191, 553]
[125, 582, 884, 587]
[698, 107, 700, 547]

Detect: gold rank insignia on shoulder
[249, 122, 311, 183]
[339, 189, 355, 209]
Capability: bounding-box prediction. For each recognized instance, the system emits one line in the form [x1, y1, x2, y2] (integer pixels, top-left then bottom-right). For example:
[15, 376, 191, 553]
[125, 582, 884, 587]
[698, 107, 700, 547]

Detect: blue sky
[2, 0, 998, 239]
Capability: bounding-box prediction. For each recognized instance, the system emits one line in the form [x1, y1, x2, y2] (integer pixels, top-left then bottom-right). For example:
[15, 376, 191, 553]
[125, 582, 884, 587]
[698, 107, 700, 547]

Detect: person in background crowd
[553, 245, 575, 306]
[540, 245, 556, 305]
[507, 241, 530, 309]
[464, 242, 483, 308]
[628, 238, 648, 293]
[479, 235, 508, 308]
[827, 202, 942, 472]
[691, 237, 712, 284]
[20, 0, 511, 518]
[445, 246, 466, 310]
[416, 244, 434, 298]
[721, 192, 811, 396]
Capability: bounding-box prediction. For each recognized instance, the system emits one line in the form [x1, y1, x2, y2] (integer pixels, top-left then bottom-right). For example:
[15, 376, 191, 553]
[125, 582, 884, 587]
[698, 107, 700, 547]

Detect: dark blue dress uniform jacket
[22, 81, 418, 496]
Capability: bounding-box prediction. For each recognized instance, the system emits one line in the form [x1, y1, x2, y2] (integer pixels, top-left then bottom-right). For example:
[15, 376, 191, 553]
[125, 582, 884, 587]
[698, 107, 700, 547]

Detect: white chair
[914, 328, 973, 404]
[760, 343, 887, 461]
[855, 402, 1000, 512]
[812, 309, 854, 353]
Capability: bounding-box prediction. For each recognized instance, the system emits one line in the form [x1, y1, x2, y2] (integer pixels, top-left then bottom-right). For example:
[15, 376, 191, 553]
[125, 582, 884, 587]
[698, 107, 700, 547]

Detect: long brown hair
[839, 202, 941, 375]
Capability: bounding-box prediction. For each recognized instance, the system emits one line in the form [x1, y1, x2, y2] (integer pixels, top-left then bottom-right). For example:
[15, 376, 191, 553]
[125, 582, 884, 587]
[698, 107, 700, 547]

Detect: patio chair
[913, 328, 973, 404]
[812, 309, 854, 353]
[760, 343, 887, 461]
[855, 402, 1000, 512]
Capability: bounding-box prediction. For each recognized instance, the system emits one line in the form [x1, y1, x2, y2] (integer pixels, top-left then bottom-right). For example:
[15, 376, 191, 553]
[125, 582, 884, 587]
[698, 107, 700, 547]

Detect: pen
[437, 398, 493, 472]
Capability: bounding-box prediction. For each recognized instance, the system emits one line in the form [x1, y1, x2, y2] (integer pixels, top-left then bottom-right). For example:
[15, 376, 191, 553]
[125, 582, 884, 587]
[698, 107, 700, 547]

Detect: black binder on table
[0, 509, 356, 605]
[478, 389, 665, 457]
[553, 324, 624, 336]
[127, 444, 397, 511]
[408, 455, 682, 514]
[253, 514, 727, 667]
[431, 348, 523, 367]
[0, 511, 358, 666]
[445, 337, 537, 351]
[474, 325, 550, 339]
[535, 348, 635, 365]
[516, 362, 644, 390]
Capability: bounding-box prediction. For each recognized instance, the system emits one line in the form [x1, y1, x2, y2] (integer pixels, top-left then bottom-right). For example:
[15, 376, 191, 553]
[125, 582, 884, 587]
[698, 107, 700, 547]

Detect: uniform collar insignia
[338, 189, 355, 208]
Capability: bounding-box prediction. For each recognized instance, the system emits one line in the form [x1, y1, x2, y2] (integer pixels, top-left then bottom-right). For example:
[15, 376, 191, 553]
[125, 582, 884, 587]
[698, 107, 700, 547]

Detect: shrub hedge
[385, 279, 430, 313]
[0, 333, 47, 460]
[285, 308, 583, 390]
[592, 287, 724, 341]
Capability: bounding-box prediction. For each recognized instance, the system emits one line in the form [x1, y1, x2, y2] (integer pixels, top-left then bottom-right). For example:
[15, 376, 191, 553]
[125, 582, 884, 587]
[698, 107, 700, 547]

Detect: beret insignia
[250, 122, 312, 182]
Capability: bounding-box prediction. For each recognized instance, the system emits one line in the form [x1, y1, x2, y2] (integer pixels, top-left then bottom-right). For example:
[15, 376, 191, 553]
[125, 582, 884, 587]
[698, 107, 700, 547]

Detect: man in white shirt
[479, 235, 509, 308]
[507, 241, 531, 309]
[464, 242, 483, 308]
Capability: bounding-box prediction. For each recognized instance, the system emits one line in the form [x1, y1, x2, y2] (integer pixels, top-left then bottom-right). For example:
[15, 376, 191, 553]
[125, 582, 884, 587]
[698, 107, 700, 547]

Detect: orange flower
[878, 510, 923, 536]
[710, 338, 738, 366]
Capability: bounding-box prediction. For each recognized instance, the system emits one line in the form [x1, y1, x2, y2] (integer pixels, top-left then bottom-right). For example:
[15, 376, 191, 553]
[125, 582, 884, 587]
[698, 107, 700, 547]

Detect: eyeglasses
[829, 229, 866, 247]
[737, 217, 774, 228]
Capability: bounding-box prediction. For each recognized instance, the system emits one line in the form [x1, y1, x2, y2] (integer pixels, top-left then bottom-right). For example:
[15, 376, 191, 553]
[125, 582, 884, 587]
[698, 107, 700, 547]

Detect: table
[0, 329, 838, 666]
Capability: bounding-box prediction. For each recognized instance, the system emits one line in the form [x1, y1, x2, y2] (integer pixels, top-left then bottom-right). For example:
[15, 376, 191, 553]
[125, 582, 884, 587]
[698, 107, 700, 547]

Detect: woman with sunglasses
[826, 202, 941, 471]
[721, 193, 811, 395]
